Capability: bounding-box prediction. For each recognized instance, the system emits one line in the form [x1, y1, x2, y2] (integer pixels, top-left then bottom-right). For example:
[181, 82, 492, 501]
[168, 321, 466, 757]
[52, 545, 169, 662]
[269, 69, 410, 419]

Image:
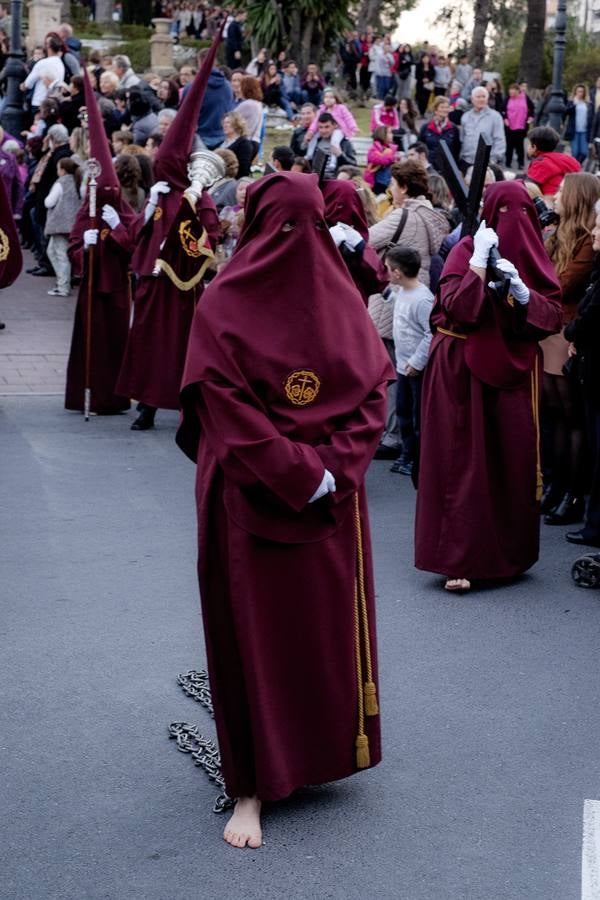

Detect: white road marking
[582, 800, 600, 899]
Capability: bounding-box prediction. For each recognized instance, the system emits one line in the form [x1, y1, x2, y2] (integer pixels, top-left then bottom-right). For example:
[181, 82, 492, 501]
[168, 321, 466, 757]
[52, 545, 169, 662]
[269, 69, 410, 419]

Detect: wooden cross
[437, 134, 506, 291]
[438, 134, 491, 239]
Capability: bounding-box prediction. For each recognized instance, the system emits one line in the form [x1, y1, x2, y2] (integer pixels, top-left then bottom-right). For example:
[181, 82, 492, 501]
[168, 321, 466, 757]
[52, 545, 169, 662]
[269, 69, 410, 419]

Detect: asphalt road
[2, 397, 600, 900]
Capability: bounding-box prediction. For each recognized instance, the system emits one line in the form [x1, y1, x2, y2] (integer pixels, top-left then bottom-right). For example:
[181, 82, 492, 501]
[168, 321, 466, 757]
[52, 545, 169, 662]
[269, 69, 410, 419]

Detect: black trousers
[505, 128, 527, 168]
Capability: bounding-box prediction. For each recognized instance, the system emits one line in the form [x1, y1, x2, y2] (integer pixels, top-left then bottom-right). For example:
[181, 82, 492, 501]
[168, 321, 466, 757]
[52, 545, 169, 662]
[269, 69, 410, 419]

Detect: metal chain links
[168, 669, 234, 814]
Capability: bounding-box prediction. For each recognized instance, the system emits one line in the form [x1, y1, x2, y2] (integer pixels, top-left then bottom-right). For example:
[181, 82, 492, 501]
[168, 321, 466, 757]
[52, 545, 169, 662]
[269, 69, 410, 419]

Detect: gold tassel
[354, 494, 379, 718]
[364, 681, 379, 716]
[355, 733, 370, 769]
[531, 359, 543, 502]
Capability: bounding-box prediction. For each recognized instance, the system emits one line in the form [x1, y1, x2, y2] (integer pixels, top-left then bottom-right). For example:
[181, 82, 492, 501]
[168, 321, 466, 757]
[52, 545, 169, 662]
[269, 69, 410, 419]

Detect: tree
[356, 0, 417, 33]
[470, 0, 492, 65]
[519, 0, 547, 87]
[245, 0, 350, 69]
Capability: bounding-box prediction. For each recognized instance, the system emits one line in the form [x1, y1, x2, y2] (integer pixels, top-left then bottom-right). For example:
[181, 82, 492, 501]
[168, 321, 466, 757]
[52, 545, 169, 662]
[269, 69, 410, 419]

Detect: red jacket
[528, 152, 581, 196]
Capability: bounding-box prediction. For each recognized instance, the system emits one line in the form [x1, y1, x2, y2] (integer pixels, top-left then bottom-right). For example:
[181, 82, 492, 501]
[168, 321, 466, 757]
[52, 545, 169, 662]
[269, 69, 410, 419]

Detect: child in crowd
[370, 94, 400, 132]
[43, 157, 82, 296]
[384, 245, 433, 476]
[305, 87, 359, 140]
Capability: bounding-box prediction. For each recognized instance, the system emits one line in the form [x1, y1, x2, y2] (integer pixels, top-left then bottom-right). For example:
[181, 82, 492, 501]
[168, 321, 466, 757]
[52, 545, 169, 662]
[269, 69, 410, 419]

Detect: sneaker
[47, 288, 70, 296]
[390, 457, 413, 475]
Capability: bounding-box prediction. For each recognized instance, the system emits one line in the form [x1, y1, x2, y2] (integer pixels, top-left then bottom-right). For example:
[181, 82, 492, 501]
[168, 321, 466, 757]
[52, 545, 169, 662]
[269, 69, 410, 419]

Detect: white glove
[185, 180, 203, 205]
[149, 180, 171, 205]
[329, 221, 364, 251]
[83, 228, 98, 248]
[490, 257, 530, 305]
[101, 204, 120, 229]
[470, 219, 499, 269]
[308, 469, 337, 503]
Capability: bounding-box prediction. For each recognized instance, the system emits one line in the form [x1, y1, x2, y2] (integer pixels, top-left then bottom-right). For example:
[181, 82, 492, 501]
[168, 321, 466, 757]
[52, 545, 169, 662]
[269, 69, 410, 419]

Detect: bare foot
[445, 578, 471, 592]
[223, 796, 262, 849]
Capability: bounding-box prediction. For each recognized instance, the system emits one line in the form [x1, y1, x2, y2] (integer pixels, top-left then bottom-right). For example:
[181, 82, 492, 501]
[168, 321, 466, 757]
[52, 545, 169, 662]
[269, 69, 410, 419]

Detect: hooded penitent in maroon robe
[177, 172, 394, 802]
[322, 179, 388, 304]
[115, 34, 221, 413]
[65, 69, 138, 414]
[415, 181, 563, 581]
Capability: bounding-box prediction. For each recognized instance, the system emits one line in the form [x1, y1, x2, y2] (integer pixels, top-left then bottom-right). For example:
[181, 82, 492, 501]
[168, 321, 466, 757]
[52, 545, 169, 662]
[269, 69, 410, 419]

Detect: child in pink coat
[370, 95, 400, 132]
[364, 125, 398, 194]
[305, 88, 359, 140]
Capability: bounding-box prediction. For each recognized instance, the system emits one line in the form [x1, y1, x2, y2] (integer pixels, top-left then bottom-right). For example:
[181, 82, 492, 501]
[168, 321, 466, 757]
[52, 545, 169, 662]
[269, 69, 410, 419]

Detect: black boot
[540, 483, 563, 514]
[543, 492, 585, 526]
[131, 403, 156, 431]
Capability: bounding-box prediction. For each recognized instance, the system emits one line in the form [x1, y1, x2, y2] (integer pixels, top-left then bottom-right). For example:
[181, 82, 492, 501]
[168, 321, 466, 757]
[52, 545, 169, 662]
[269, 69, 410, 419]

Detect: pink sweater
[364, 141, 397, 186]
[306, 102, 359, 139]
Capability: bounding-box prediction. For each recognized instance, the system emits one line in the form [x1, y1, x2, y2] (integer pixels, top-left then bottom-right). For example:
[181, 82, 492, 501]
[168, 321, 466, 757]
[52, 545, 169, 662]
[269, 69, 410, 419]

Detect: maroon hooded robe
[415, 181, 563, 581]
[65, 69, 138, 414]
[115, 33, 221, 412]
[322, 179, 388, 305]
[177, 173, 395, 802]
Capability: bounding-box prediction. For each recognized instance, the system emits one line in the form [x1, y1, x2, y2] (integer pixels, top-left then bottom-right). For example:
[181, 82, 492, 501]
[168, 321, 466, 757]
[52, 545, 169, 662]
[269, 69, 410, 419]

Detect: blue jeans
[396, 372, 422, 463]
[571, 131, 588, 162]
[376, 75, 393, 100]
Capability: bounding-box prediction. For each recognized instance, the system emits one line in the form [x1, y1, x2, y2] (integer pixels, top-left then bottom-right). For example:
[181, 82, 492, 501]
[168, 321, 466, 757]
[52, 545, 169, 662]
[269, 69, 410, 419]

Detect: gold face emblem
[284, 370, 321, 407]
[0, 227, 9, 262]
[100, 228, 110, 241]
[153, 207, 163, 221]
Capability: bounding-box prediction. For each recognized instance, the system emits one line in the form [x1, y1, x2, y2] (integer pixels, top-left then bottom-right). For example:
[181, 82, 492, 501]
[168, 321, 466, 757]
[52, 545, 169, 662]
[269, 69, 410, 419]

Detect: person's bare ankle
[223, 796, 262, 849]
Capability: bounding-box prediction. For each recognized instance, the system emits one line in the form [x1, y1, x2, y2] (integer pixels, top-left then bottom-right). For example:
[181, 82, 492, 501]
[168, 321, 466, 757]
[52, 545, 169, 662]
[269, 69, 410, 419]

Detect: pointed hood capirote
[81, 66, 120, 199]
[69, 68, 138, 292]
[132, 23, 225, 278]
[152, 21, 225, 191]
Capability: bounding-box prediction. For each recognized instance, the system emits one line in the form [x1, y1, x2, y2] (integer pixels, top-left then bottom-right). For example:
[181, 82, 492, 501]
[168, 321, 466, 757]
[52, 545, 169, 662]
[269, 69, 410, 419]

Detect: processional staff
[83, 156, 102, 421]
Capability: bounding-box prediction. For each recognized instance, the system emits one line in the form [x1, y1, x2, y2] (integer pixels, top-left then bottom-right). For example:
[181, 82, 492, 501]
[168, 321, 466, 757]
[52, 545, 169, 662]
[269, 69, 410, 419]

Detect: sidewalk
[0, 251, 75, 395]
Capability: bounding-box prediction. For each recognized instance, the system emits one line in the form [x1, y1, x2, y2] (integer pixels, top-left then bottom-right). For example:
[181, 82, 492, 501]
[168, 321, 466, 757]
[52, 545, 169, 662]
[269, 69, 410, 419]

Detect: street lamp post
[547, 0, 567, 133]
[0, 0, 26, 136]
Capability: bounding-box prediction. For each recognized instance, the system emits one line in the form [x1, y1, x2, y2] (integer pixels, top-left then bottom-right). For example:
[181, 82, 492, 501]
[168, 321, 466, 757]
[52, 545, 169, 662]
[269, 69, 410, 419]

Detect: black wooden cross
[437, 135, 506, 290]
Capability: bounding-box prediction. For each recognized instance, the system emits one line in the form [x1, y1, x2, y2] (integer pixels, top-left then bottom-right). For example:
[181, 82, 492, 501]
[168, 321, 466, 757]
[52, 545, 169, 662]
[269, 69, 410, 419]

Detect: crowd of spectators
[4, 12, 600, 540]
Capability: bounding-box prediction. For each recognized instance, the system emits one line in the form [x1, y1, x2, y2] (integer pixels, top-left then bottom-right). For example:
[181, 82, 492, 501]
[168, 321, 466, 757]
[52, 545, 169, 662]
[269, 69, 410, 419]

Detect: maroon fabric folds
[133, 26, 223, 278]
[116, 192, 218, 410]
[415, 180, 563, 581]
[177, 172, 393, 801]
[0, 174, 22, 288]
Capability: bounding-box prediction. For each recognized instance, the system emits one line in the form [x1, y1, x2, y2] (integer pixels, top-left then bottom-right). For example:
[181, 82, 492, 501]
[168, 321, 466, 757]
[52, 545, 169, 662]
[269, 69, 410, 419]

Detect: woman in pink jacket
[305, 87, 359, 140]
[364, 125, 398, 194]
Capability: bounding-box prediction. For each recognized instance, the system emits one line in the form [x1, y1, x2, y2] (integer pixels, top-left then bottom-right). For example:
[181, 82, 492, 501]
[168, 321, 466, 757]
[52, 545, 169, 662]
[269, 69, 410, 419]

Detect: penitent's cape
[0, 174, 22, 288]
[132, 23, 224, 280]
